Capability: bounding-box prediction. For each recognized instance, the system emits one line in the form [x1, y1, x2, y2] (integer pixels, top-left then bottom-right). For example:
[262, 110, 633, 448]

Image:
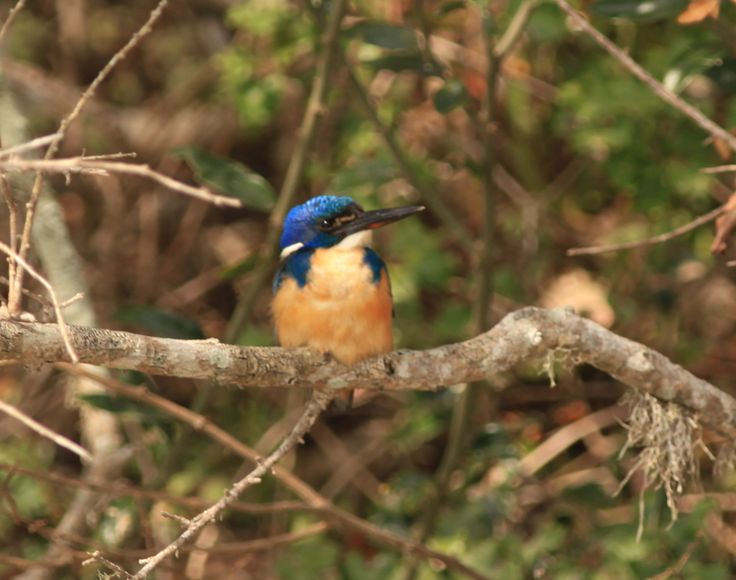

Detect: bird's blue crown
[280, 195, 358, 250]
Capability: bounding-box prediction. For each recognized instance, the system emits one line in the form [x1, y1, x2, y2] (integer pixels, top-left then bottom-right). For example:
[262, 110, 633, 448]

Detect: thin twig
[60, 365, 490, 580]
[82, 551, 132, 579]
[0, 134, 56, 159]
[0, 399, 91, 462]
[494, 0, 538, 61]
[77, 151, 137, 161]
[0, 241, 78, 362]
[647, 531, 703, 580]
[344, 63, 473, 249]
[554, 0, 736, 154]
[405, 3, 535, 575]
[11, 0, 170, 316]
[129, 392, 332, 579]
[702, 165, 736, 174]
[59, 292, 84, 308]
[0, 0, 27, 42]
[1, 176, 18, 310]
[0, 158, 242, 208]
[0, 278, 81, 316]
[567, 205, 726, 256]
[160, 511, 191, 528]
[224, 0, 346, 342]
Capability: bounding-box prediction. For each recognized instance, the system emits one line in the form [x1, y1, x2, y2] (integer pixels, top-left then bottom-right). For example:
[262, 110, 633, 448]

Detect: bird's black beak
[332, 205, 425, 237]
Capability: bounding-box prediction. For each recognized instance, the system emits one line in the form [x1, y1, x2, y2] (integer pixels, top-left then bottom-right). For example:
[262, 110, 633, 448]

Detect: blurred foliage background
[1, 0, 736, 577]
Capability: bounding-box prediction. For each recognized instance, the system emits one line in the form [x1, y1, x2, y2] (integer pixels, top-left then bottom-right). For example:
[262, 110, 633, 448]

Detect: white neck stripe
[280, 242, 304, 259]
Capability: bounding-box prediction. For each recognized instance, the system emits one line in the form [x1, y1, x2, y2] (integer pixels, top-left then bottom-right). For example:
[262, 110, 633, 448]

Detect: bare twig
[554, 0, 736, 154]
[0, 241, 78, 362]
[60, 366, 490, 580]
[0, 399, 91, 462]
[0, 134, 56, 159]
[494, 0, 538, 61]
[1, 176, 18, 309]
[406, 4, 537, 574]
[0, 0, 27, 42]
[702, 165, 736, 174]
[522, 406, 624, 475]
[567, 205, 726, 256]
[647, 531, 702, 580]
[82, 551, 132, 579]
[224, 0, 346, 342]
[129, 392, 332, 579]
[78, 151, 137, 161]
[11, 0, 170, 315]
[0, 158, 242, 208]
[344, 63, 473, 249]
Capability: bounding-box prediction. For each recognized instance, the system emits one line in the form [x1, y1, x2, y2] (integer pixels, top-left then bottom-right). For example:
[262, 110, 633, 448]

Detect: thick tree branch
[1, 307, 735, 438]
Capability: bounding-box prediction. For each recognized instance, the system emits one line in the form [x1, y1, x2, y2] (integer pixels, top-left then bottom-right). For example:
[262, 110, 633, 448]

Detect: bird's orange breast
[272, 247, 393, 365]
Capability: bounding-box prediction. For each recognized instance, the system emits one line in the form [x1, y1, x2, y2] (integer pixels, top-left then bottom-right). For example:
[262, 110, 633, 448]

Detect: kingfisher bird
[272, 195, 423, 404]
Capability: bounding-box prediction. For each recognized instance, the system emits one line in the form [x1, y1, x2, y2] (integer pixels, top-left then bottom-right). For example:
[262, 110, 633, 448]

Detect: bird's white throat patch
[336, 230, 373, 250]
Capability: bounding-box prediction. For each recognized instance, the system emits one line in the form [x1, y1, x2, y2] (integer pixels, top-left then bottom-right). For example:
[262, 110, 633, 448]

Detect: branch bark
[2, 307, 735, 438]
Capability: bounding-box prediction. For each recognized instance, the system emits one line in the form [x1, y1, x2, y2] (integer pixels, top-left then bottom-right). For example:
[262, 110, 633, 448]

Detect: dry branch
[554, 0, 736, 154]
[0, 241, 78, 362]
[2, 307, 735, 439]
[567, 205, 727, 256]
[11, 0, 170, 315]
[0, 399, 91, 461]
[0, 134, 56, 158]
[0, 157, 242, 207]
[59, 366, 490, 580]
[128, 392, 331, 578]
[0, 0, 27, 42]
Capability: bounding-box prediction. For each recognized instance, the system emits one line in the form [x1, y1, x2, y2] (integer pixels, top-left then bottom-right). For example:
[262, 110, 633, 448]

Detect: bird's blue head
[279, 195, 424, 254]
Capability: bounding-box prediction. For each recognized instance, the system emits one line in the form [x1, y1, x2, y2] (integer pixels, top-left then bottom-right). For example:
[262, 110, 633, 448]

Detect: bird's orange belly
[272, 258, 393, 365]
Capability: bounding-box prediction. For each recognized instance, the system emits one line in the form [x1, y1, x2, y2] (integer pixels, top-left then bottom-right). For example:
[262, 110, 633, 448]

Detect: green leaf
[663, 50, 723, 93]
[590, 0, 688, 22]
[561, 483, 616, 508]
[171, 147, 275, 211]
[364, 53, 444, 77]
[115, 306, 205, 340]
[433, 80, 468, 113]
[706, 56, 736, 93]
[348, 20, 419, 51]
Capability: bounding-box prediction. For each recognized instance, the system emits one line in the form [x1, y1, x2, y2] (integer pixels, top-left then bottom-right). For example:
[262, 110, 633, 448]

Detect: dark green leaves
[115, 306, 205, 340]
[706, 57, 736, 93]
[364, 53, 444, 77]
[348, 19, 444, 76]
[433, 79, 468, 113]
[172, 147, 276, 211]
[347, 20, 419, 51]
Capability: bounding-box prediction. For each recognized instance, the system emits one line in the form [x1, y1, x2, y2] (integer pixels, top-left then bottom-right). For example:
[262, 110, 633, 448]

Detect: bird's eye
[319, 218, 334, 230]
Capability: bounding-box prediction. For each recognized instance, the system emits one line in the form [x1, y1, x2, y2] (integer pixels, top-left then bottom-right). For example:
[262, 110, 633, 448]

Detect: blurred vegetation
[1, 0, 736, 577]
